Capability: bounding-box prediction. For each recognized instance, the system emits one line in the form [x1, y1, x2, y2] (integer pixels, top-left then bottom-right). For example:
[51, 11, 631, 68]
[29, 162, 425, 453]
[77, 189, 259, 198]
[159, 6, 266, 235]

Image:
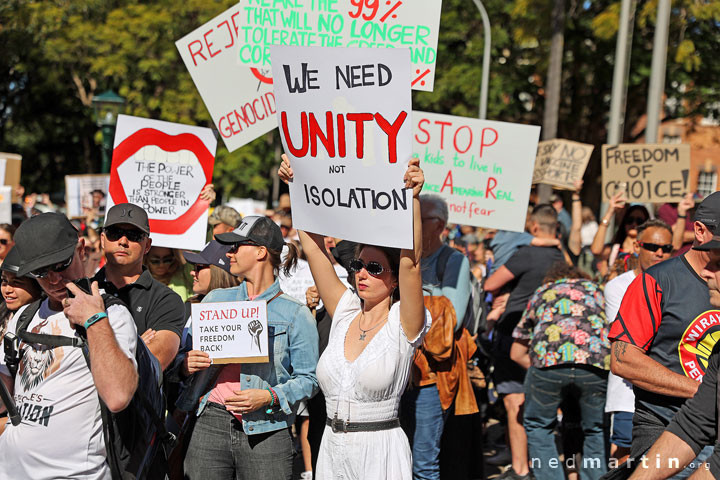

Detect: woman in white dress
[278, 155, 430, 479]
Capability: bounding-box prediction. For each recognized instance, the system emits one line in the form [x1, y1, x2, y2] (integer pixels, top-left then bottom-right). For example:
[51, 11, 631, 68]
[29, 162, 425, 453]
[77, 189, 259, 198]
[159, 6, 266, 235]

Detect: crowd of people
[0, 158, 717, 480]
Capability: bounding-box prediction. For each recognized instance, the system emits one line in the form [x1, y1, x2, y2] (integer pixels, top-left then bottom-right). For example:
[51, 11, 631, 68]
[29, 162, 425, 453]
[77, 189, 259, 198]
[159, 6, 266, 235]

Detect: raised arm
[278, 154, 346, 317]
[591, 191, 625, 255]
[567, 180, 583, 256]
[672, 193, 694, 251]
[398, 156, 426, 340]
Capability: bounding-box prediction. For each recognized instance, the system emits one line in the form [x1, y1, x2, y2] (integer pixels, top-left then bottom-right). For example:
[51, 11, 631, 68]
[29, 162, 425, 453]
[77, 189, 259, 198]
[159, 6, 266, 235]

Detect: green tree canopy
[1, 0, 718, 206]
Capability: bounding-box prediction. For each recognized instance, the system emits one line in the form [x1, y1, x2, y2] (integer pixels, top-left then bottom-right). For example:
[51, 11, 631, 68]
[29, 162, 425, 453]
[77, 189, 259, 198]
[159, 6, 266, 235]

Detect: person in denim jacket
[180, 215, 319, 480]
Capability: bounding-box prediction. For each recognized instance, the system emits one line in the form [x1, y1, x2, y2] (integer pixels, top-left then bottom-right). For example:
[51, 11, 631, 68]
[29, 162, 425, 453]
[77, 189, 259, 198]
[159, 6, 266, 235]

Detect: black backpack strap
[6, 300, 42, 378]
[14, 299, 42, 340]
[435, 245, 454, 284]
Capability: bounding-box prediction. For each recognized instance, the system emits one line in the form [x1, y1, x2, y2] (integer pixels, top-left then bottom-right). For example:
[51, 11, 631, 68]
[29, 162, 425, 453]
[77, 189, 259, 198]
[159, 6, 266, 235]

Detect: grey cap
[215, 215, 285, 252]
[208, 205, 242, 228]
[104, 203, 150, 234]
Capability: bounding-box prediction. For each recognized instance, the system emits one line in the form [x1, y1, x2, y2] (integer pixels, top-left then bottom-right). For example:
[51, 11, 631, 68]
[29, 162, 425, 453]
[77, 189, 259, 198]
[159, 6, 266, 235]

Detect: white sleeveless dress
[315, 289, 431, 480]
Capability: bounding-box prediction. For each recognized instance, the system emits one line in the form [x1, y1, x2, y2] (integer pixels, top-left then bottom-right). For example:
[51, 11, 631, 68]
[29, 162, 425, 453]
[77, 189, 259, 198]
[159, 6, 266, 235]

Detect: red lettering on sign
[441, 171, 454, 194]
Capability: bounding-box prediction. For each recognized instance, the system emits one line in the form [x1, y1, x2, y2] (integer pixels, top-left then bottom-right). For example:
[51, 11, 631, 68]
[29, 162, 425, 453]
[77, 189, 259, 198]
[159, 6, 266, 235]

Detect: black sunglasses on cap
[348, 258, 390, 277]
[28, 254, 74, 279]
[638, 242, 673, 254]
[104, 226, 147, 243]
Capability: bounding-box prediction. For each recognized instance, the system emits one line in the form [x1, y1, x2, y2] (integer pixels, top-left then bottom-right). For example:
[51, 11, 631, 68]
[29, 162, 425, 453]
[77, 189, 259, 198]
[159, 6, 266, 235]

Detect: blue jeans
[184, 403, 293, 480]
[524, 366, 608, 480]
[401, 385, 449, 480]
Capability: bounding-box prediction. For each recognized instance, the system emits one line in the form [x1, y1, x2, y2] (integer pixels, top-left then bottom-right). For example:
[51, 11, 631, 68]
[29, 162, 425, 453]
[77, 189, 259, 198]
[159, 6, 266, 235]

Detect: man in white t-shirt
[604, 219, 673, 461]
[0, 213, 138, 480]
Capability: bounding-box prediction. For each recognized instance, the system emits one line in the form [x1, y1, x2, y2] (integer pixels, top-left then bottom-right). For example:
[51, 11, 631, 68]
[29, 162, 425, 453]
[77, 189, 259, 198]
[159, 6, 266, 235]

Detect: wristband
[601, 218, 609, 226]
[677, 214, 686, 219]
[265, 387, 279, 414]
[84, 312, 108, 330]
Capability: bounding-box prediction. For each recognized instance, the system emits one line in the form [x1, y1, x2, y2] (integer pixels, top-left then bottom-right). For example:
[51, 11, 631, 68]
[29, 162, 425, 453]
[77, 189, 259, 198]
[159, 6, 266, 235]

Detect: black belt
[326, 415, 400, 433]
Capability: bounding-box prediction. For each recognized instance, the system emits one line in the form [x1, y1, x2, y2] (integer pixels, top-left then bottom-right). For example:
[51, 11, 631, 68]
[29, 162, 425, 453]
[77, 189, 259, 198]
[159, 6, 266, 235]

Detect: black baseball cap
[693, 191, 720, 251]
[104, 203, 150, 234]
[695, 191, 720, 233]
[183, 240, 233, 273]
[14, 213, 79, 277]
[215, 215, 285, 251]
[1, 247, 20, 274]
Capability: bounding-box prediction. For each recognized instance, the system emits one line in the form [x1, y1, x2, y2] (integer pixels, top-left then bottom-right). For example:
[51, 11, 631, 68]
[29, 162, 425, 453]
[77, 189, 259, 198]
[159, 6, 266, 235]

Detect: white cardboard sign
[0, 186, 11, 225]
[65, 174, 110, 219]
[235, 0, 442, 91]
[191, 301, 269, 364]
[272, 45, 413, 249]
[108, 115, 217, 251]
[412, 111, 541, 232]
[176, 4, 278, 152]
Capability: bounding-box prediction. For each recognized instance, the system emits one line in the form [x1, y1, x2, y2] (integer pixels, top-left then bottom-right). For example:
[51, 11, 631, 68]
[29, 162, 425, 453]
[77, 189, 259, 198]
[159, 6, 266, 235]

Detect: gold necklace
[358, 311, 388, 341]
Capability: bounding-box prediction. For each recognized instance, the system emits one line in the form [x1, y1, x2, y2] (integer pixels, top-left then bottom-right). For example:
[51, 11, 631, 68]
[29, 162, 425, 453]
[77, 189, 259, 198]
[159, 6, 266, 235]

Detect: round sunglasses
[348, 258, 390, 277]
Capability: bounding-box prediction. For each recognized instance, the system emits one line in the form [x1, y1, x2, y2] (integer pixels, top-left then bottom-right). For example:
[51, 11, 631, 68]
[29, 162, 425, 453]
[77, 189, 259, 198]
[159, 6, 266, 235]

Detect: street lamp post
[471, 0, 491, 120]
[91, 90, 126, 174]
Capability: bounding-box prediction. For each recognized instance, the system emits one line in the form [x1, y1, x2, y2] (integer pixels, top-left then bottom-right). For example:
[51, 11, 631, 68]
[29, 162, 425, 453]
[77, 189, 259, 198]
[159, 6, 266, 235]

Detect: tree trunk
[538, 0, 566, 204]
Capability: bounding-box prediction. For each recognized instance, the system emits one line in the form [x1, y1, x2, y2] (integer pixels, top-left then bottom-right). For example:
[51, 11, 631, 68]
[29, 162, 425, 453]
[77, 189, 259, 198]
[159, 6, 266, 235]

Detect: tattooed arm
[610, 340, 699, 398]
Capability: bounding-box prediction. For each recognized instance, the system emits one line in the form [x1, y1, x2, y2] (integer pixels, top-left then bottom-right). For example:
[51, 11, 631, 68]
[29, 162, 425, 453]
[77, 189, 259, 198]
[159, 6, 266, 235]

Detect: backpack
[436, 246, 487, 336]
[11, 295, 174, 480]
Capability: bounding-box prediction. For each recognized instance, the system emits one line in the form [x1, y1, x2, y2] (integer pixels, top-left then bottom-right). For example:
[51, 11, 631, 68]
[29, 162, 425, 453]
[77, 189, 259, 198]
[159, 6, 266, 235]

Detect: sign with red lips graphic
[108, 115, 217, 251]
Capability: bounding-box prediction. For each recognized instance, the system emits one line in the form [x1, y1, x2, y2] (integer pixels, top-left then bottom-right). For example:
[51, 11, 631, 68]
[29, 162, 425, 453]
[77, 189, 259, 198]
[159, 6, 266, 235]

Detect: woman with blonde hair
[178, 218, 319, 480]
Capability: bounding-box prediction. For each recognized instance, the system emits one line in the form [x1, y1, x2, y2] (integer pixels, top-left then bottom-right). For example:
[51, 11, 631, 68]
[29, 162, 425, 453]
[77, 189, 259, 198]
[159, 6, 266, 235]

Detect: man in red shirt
[610, 191, 720, 475]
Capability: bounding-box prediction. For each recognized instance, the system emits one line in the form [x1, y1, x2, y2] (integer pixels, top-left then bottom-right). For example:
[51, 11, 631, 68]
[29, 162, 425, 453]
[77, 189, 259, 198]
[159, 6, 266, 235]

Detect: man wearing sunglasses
[624, 244, 720, 480]
[604, 219, 673, 462]
[93, 203, 184, 371]
[610, 191, 720, 476]
[0, 212, 138, 479]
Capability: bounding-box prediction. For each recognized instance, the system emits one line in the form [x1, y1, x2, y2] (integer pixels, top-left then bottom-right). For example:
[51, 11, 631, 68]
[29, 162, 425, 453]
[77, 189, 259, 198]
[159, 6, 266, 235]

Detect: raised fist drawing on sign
[248, 319, 263, 352]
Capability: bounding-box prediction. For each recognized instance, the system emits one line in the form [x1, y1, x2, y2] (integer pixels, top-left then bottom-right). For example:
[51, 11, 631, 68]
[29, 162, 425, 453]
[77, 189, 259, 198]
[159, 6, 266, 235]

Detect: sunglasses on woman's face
[0, 239, 10, 246]
[149, 256, 174, 266]
[228, 241, 259, 254]
[193, 264, 210, 273]
[625, 216, 647, 226]
[638, 242, 673, 254]
[348, 258, 389, 277]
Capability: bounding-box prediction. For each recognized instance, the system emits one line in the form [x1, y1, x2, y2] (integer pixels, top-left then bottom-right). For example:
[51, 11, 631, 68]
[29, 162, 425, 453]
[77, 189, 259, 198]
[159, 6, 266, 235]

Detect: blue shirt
[489, 230, 533, 274]
[177, 278, 319, 435]
[421, 246, 471, 331]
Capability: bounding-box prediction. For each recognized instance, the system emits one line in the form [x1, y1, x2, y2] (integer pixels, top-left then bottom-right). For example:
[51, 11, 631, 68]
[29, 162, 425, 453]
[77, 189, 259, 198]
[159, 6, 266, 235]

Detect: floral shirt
[512, 278, 610, 370]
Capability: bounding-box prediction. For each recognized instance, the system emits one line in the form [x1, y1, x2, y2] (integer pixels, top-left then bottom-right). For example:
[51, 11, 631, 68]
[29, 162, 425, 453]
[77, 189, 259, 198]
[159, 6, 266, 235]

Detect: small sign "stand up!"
[191, 301, 269, 364]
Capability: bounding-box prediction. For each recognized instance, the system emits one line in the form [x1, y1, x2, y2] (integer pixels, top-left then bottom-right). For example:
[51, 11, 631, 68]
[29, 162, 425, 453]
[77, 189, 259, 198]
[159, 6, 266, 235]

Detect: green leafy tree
[1, 0, 718, 207]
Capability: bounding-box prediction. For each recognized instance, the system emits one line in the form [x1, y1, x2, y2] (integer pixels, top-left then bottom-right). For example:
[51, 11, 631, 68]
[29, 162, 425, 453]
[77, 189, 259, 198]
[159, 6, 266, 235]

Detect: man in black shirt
[94, 203, 184, 371]
[485, 204, 566, 480]
[630, 240, 720, 480]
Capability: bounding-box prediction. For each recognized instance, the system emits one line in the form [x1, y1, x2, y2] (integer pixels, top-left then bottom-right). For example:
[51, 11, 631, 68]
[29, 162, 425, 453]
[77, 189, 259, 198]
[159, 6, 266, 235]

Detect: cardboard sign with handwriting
[601, 144, 690, 202]
[533, 139, 593, 190]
